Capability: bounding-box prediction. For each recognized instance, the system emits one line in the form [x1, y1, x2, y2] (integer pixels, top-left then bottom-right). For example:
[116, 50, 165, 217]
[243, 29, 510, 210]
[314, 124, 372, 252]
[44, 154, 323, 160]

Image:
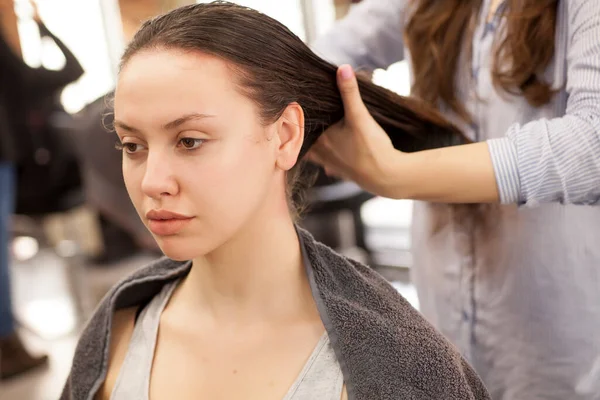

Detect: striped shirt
[313, 0, 600, 207]
[313, 1, 600, 399]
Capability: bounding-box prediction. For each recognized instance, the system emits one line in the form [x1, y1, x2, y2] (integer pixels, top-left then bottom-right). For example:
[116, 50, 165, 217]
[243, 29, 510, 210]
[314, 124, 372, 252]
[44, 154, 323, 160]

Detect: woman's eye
[115, 141, 145, 154]
[178, 138, 204, 150]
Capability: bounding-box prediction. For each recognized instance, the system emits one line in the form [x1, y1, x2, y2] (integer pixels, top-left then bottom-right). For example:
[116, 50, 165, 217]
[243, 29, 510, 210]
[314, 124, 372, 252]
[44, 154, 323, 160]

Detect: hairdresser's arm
[310, 0, 407, 71]
[413, 0, 600, 206]
[308, 66, 500, 203]
[309, 62, 599, 205]
[485, 0, 600, 206]
[382, 143, 500, 203]
[310, 2, 600, 206]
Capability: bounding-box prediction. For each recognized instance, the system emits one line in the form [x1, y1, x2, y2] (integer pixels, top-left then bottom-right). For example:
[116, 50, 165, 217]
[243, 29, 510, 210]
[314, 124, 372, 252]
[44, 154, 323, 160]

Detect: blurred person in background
[310, 1, 600, 399]
[0, 0, 83, 380]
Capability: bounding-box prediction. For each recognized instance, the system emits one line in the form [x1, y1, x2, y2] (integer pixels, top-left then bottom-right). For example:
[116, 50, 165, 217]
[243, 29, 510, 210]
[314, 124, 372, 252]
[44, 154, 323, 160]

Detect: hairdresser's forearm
[385, 142, 501, 203]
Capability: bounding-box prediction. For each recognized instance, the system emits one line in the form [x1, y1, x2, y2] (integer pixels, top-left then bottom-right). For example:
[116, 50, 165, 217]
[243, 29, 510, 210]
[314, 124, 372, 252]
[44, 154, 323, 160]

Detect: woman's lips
[147, 218, 193, 236]
[146, 210, 193, 236]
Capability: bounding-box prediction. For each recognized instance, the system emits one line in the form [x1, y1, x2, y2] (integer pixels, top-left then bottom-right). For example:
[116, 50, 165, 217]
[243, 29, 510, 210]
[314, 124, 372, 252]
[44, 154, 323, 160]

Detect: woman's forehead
[116, 50, 249, 112]
[118, 49, 238, 95]
[114, 49, 263, 132]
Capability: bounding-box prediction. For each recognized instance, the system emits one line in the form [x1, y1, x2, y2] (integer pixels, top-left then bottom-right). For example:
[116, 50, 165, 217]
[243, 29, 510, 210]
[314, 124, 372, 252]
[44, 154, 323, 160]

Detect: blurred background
[0, 1, 417, 398]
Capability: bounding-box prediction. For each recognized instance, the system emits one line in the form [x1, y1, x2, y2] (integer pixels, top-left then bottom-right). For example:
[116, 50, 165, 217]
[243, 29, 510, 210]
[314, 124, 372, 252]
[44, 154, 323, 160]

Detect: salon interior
[0, 0, 421, 398]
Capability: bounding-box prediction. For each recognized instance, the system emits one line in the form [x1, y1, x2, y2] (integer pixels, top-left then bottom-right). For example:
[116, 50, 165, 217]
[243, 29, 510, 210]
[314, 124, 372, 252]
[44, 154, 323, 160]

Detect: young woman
[310, 1, 600, 399]
[60, 3, 489, 400]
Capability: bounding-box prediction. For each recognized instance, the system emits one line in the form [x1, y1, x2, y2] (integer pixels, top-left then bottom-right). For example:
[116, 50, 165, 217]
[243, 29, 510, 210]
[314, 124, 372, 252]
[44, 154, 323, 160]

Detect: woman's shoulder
[60, 257, 191, 400]
[94, 307, 138, 400]
[303, 234, 490, 399]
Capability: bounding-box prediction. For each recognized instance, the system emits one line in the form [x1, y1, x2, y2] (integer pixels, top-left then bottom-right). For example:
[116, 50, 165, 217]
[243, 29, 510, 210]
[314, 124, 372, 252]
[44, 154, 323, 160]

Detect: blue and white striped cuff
[487, 137, 522, 204]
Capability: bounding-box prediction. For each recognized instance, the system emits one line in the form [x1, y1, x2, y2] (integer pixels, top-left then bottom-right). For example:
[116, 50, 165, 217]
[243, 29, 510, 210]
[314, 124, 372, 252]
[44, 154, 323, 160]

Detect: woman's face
[114, 49, 292, 260]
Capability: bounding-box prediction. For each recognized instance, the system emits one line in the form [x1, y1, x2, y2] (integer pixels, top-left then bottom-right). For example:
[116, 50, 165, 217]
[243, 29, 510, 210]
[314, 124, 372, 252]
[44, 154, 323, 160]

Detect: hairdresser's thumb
[337, 64, 368, 121]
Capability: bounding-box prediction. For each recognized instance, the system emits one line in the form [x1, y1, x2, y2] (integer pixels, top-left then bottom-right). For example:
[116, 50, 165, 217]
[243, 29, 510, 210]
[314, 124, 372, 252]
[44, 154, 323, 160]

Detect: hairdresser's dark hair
[120, 1, 465, 216]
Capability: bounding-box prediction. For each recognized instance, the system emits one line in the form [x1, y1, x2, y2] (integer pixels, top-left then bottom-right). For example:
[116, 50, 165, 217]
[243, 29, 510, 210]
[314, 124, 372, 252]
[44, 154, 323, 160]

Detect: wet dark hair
[120, 1, 466, 216]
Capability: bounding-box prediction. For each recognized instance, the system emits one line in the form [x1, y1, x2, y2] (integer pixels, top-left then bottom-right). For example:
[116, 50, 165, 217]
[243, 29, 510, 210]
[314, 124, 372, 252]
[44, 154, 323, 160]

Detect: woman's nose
[140, 150, 178, 199]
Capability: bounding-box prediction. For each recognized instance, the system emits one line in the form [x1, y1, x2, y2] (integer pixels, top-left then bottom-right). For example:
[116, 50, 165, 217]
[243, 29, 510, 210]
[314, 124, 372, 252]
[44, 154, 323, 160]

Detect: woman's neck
[171, 215, 316, 327]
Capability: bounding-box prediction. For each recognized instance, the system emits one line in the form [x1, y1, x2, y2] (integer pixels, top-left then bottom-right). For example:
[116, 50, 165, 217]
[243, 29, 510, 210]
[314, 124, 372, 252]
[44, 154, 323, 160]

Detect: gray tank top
[110, 280, 344, 400]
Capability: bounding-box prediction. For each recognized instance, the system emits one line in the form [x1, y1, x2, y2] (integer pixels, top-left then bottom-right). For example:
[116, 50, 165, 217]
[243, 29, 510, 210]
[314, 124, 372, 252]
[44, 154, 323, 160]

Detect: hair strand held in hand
[121, 1, 467, 157]
[120, 1, 467, 215]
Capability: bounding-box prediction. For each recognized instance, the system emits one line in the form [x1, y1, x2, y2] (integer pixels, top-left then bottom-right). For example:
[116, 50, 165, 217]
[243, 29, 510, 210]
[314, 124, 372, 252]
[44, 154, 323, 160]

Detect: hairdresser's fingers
[321, 119, 348, 145]
[314, 134, 348, 168]
[305, 150, 318, 164]
[306, 145, 345, 180]
[337, 65, 369, 121]
[323, 166, 344, 180]
[306, 148, 327, 167]
[308, 142, 336, 169]
[311, 145, 348, 177]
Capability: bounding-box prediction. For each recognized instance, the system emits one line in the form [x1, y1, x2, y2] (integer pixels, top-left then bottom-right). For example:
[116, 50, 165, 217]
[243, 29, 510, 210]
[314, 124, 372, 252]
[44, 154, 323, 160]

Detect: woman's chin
[157, 244, 198, 261]
[161, 251, 192, 262]
[154, 236, 211, 261]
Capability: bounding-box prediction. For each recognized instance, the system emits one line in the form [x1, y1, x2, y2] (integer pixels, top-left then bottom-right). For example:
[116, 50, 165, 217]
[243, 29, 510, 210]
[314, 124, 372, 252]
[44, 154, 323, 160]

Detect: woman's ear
[275, 102, 304, 171]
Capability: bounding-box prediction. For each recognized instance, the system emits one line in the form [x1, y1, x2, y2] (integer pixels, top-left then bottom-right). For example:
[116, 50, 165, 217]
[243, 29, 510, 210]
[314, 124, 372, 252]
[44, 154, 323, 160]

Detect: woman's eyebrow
[162, 113, 216, 130]
[113, 113, 216, 134]
[113, 120, 141, 134]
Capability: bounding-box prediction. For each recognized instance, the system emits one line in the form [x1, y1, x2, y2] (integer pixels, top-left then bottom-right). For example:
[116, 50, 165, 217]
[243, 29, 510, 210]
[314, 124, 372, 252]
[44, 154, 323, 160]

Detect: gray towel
[60, 227, 490, 399]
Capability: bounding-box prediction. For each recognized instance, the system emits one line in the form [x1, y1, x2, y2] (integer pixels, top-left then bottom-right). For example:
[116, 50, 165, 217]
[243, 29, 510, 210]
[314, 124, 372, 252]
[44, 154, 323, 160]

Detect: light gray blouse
[110, 280, 344, 400]
[312, 1, 600, 399]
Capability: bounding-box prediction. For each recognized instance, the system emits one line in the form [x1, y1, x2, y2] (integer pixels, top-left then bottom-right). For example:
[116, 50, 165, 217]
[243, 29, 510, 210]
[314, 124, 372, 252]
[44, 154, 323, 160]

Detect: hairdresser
[310, 1, 600, 399]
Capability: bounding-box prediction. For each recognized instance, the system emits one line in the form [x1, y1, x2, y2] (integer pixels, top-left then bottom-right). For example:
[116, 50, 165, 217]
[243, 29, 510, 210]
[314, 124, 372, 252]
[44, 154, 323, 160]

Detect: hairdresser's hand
[308, 65, 400, 197]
